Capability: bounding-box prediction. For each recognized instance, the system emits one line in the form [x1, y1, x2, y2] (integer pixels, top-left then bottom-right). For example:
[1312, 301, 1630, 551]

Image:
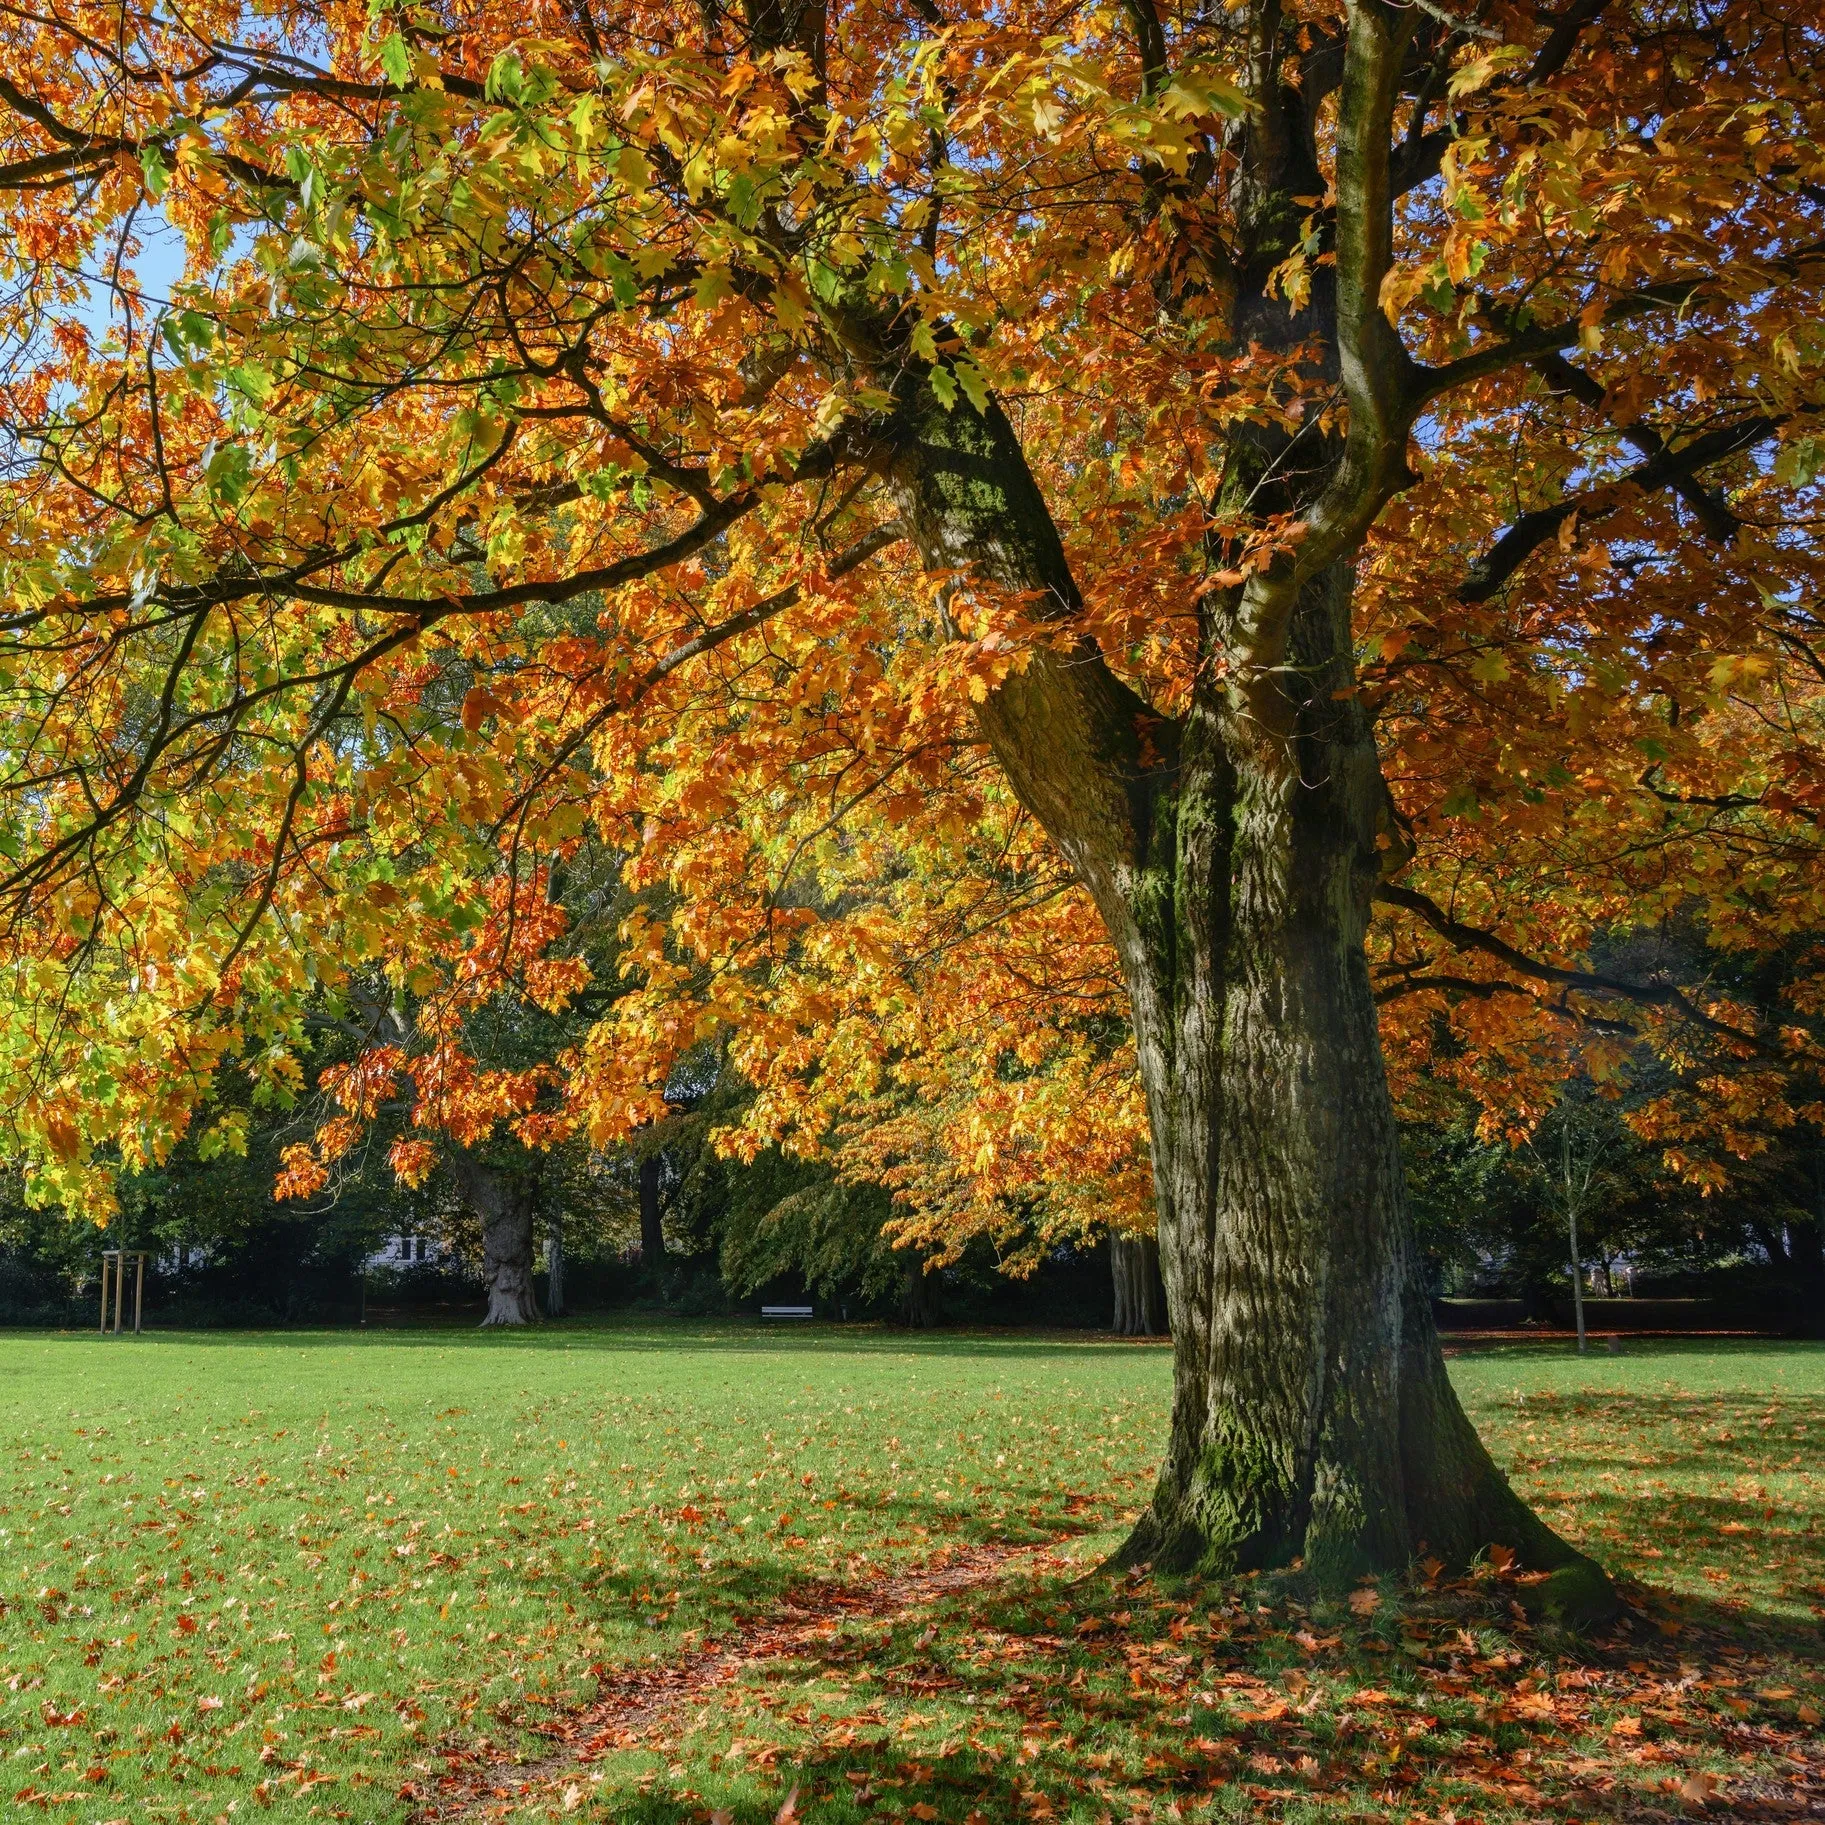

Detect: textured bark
[1112, 1233, 1167, 1336]
[882, 348, 1610, 1621]
[450, 1152, 542, 1327]
[639, 1153, 667, 1266]
[865, 0, 1613, 1620]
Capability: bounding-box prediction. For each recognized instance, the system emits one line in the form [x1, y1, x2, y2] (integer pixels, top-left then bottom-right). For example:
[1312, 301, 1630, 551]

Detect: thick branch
[1458, 413, 1780, 600]
[1528, 0, 1610, 84]
[1232, 0, 1420, 703]
[1533, 351, 1739, 541]
[1374, 882, 1770, 1052]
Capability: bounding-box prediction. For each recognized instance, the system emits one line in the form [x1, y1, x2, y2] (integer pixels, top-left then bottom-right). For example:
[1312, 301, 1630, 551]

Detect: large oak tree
[1, 0, 1821, 1611]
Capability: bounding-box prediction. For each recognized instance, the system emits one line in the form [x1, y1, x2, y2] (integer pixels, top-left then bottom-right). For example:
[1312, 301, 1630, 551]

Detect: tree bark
[639, 1152, 667, 1267]
[863, 0, 1612, 1620]
[1112, 1233, 1166, 1336]
[545, 1214, 565, 1318]
[879, 323, 1609, 1624]
[450, 1152, 542, 1327]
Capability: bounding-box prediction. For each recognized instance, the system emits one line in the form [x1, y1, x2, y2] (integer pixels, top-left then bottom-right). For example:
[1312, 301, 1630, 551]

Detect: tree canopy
[1, 0, 1822, 1588]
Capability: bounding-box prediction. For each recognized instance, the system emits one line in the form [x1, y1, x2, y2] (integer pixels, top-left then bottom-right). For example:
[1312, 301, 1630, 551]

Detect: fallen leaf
[775, 1786, 800, 1823]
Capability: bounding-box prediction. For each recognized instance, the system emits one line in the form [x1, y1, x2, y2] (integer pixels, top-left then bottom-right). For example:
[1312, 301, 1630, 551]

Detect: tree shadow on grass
[430, 1549, 1825, 1825]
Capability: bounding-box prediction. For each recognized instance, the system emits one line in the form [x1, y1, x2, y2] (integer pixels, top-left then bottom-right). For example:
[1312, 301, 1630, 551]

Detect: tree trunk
[899, 1254, 937, 1328]
[865, 0, 1612, 1615]
[883, 364, 1610, 1619]
[1112, 1233, 1166, 1336]
[639, 1153, 666, 1267]
[450, 1152, 542, 1327]
[545, 1215, 564, 1319]
[1787, 1213, 1825, 1338]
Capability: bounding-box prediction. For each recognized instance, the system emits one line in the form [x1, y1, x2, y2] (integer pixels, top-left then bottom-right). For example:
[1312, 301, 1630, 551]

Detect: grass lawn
[0, 1325, 1818, 1824]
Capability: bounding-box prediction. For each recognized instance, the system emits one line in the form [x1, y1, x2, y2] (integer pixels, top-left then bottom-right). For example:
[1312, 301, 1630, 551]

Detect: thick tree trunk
[1116, 583, 1603, 1608]
[1112, 1233, 1166, 1336]
[450, 1152, 542, 1327]
[639, 1153, 666, 1267]
[884, 364, 1611, 1618]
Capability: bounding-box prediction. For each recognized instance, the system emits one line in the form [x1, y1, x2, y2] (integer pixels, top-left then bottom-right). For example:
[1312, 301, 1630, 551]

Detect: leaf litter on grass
[0, 1325, 1164, 1821]
[2, 1332, 1822, 1823]
[401, 1540, 1825, 1825]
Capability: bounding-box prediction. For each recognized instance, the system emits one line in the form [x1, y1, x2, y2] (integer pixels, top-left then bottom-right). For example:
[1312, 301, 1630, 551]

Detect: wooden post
[113, 1252, 124, 1336]
[133, 1253, 145, 1334]
[98, 1254, 111, 1334]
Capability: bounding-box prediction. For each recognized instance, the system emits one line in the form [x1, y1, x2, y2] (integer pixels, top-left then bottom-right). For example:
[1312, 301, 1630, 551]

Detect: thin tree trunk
[545, 1215, 564, 1319]
[1112, 1233, 1166, 1336]
[639, 1153, 666, 1267]
[1566, 1128, 1588, 1356]
[450, 1152, 541, 1327]
[899, 1254, 937, 1328]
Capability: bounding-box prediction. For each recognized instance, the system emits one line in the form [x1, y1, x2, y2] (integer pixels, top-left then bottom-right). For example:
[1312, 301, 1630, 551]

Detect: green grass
[0, 1325, 1820, 1824]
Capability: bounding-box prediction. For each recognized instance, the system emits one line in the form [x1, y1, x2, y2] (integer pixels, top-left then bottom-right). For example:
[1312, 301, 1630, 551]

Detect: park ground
[0, 1326, 1820, 1824]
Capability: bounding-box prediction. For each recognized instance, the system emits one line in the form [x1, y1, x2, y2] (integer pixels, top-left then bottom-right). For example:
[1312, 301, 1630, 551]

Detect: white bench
[761, 1305, 814, 1320]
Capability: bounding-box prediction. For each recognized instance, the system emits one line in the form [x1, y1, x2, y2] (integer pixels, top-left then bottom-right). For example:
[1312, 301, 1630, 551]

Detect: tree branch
[1374, 882, 1772, 1052]
[1533, 351, 1740, 542]
[1459, 412, 1781, 601]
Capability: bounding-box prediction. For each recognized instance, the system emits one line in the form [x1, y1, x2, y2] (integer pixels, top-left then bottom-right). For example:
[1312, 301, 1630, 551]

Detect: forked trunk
[450, 1152, 542, 1327]
[887, 383, 1611, 1619]
[1116, 577, 1606, 1611]
[1112, 1233, 1167, 1336]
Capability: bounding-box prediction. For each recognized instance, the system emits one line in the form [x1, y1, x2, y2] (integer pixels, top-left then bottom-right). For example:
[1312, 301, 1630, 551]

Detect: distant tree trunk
[899, 1254, 937, 1328]
[1797, 1220, 1825, 1338]
[639, 1153, 666, 1267]
[545, 1215, 564, 1319]
[450, 1152, 541, 1327]
[1111, 1233, 1166, 1336]
[1788, 1163, 1825, 1337]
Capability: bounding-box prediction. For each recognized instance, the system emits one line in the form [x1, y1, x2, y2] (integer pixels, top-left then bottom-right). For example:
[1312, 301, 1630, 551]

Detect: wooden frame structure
[98, 1249, 148, 1335]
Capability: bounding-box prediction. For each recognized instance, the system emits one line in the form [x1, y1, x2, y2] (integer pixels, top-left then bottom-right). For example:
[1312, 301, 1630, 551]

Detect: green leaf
[204, 443, 255, 505]
[140, 144, 170, 199]
[485, 51, 524, 104]
[952, 359, 990, 415]
[378, 32, 412, 89]
[929, 366, 958, 411]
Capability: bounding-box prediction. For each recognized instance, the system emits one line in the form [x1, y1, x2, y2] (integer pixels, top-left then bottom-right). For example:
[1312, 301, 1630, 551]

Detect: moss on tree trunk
[886, 367, 1613, 1621]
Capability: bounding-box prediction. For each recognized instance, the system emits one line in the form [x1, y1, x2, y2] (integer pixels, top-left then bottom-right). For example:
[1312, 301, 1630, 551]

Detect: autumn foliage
[0, 0, 1818, 1258]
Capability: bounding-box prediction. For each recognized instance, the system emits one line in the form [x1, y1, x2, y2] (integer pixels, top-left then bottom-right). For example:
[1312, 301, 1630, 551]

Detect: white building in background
[366, 1234, 444, 1270]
